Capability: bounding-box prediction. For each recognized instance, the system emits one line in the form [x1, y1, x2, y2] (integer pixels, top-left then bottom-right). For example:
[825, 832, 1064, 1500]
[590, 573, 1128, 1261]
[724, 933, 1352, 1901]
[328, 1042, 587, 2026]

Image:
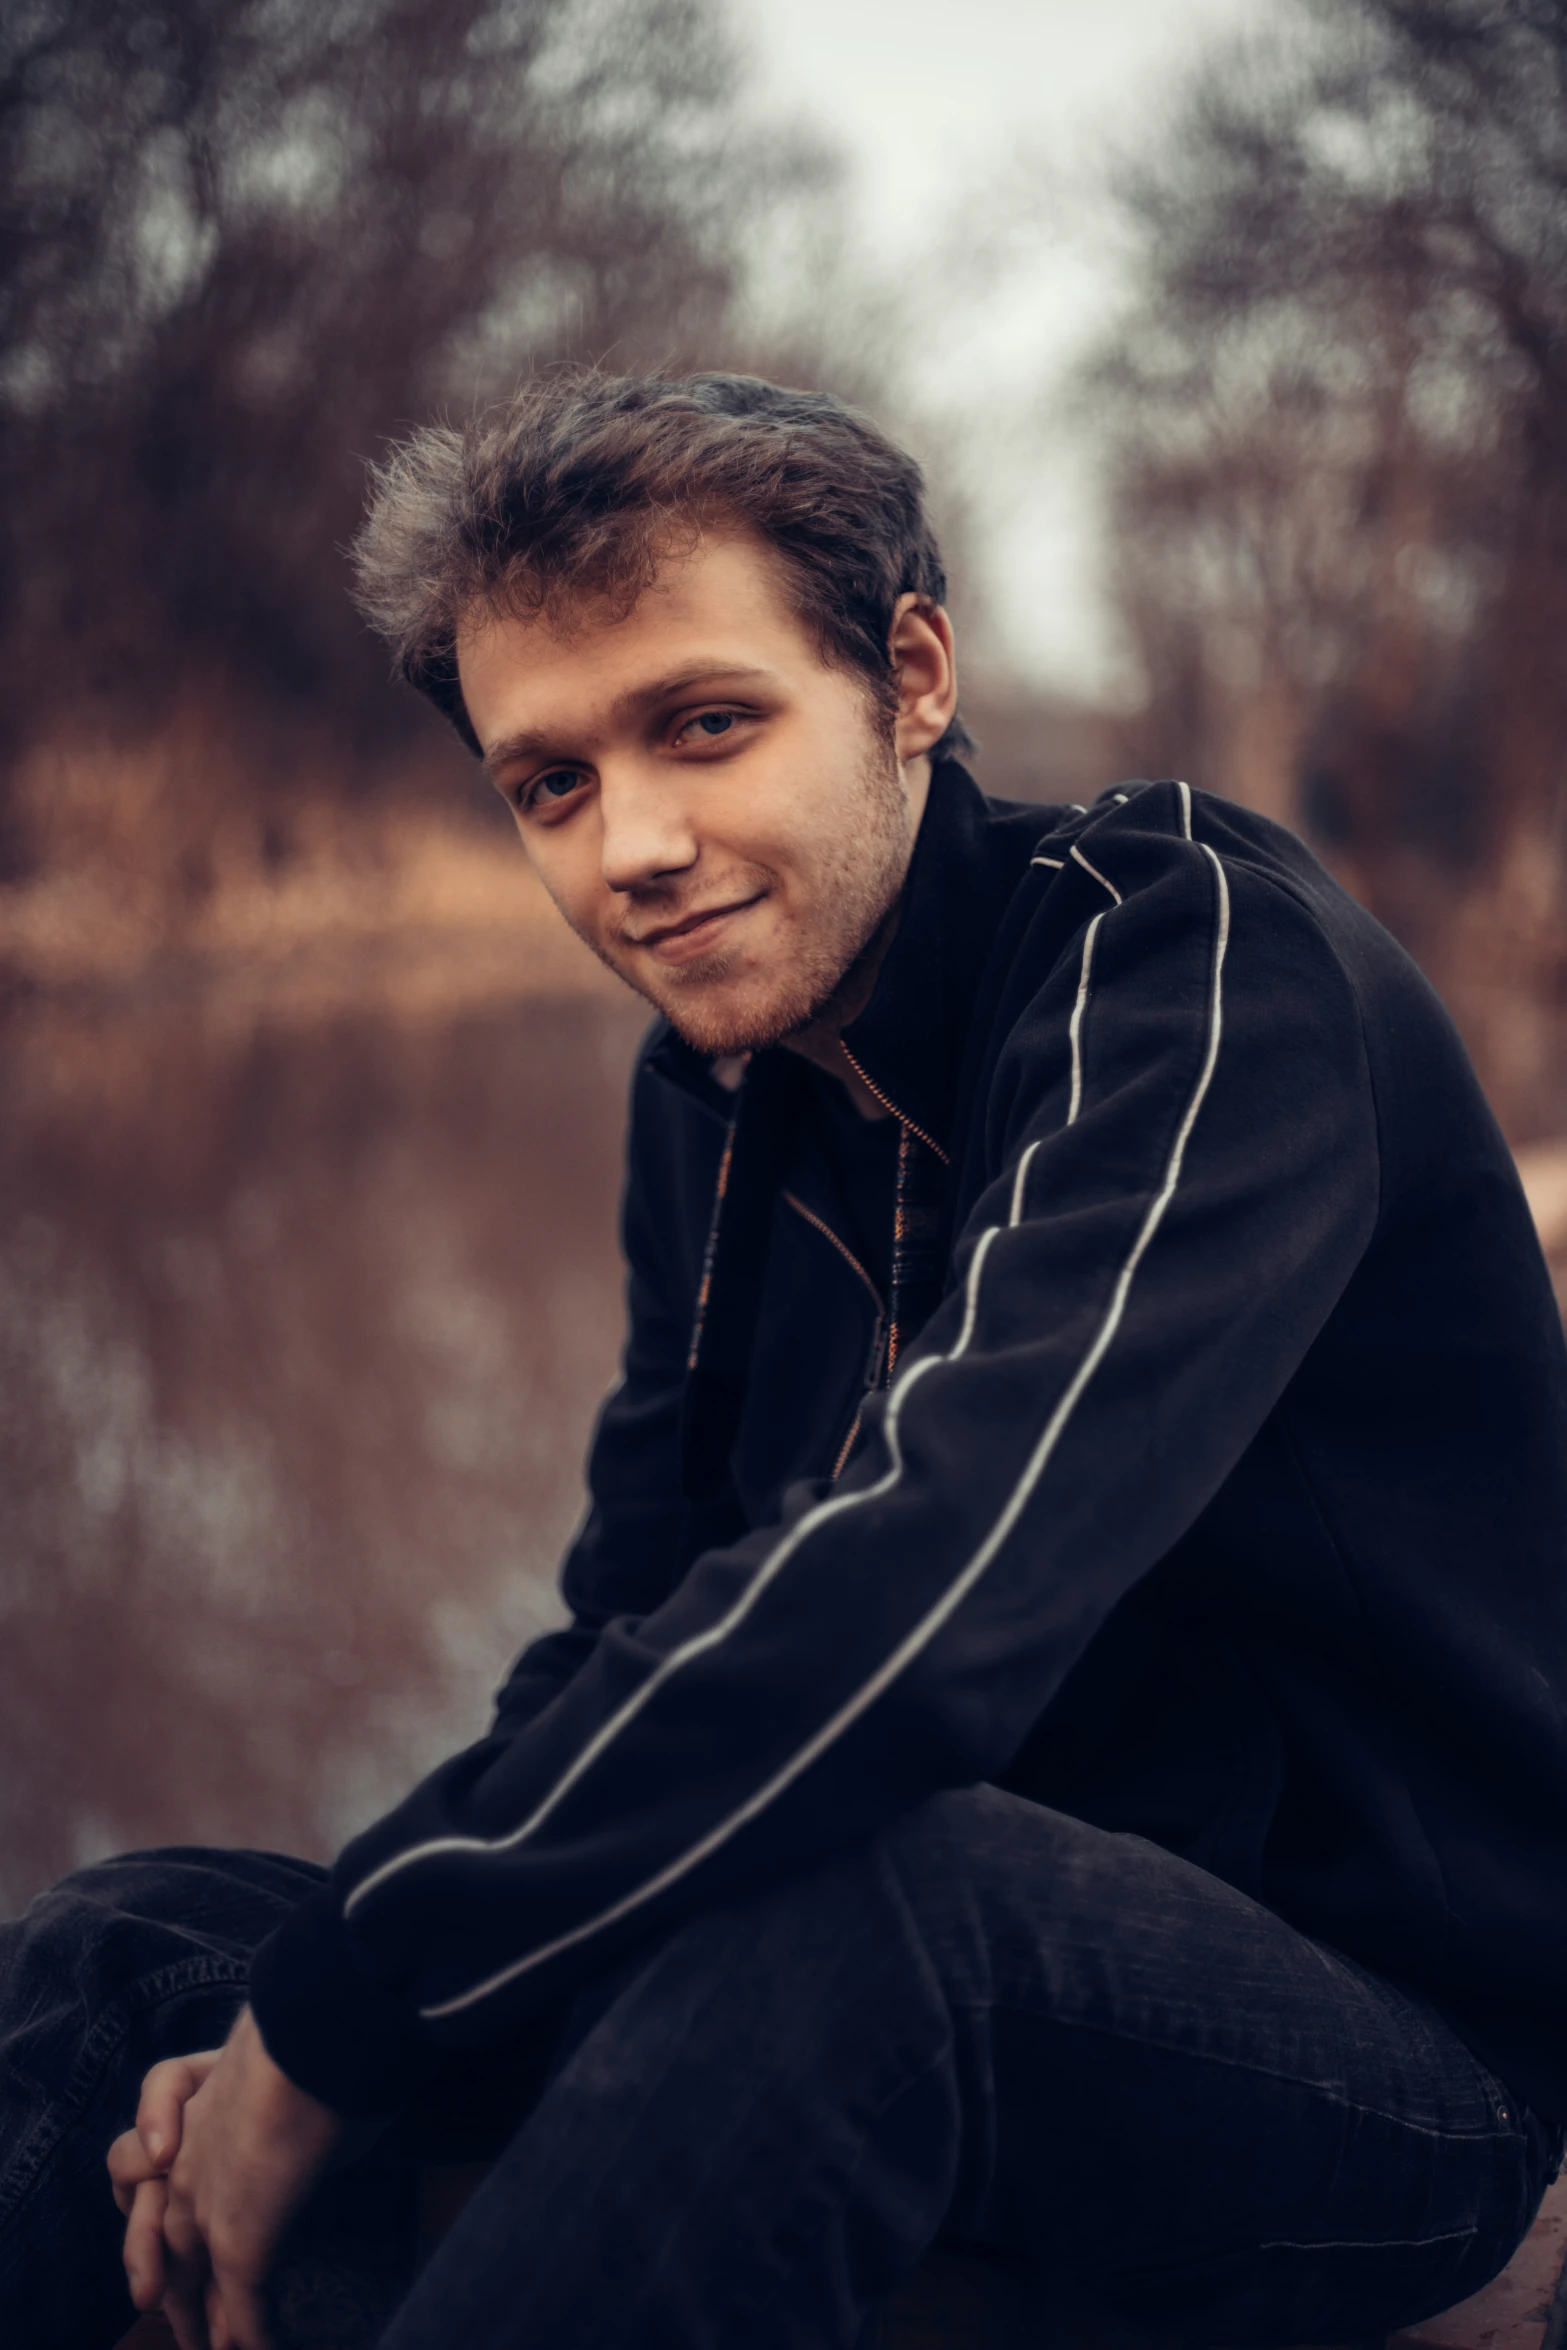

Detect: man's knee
[568, 1815, 960, 2085]
[0, 1846, 325, 2054]
[638, 1789, 1086, 1982]
[879, 1785, 1105, 1950]
[880, 1784, 1255, 1957]
[568, 1788, 1153, 2081]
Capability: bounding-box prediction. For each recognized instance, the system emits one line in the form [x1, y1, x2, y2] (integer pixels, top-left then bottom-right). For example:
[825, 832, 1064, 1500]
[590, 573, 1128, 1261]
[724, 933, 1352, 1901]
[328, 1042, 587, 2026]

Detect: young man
[5, 369, 1567, 2350]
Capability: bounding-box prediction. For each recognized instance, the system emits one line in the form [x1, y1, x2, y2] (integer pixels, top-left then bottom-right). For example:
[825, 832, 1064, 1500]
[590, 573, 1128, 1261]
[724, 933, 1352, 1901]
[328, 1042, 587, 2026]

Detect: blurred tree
[0, 0, 826, 858]
[1093, 0, 1567, 1132]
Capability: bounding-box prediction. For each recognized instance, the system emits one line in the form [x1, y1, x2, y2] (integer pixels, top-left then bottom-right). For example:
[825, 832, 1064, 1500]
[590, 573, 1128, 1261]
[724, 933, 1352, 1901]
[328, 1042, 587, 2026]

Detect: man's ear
[888, 594, 958, 762]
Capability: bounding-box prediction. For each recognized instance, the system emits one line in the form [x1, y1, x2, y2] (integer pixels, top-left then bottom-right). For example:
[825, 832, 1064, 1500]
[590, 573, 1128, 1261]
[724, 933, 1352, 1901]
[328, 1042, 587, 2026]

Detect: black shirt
[799, 1062, 900, 1305]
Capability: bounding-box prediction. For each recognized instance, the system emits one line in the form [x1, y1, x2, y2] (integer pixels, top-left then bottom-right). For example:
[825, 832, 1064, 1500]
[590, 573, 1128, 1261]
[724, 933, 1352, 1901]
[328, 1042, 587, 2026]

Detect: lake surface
[0, 982, 648, 1908]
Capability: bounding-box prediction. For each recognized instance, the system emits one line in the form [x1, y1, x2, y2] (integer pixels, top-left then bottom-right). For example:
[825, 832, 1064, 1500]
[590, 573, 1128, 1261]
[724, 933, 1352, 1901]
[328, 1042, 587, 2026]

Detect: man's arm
[246, 818, 1380, 2114]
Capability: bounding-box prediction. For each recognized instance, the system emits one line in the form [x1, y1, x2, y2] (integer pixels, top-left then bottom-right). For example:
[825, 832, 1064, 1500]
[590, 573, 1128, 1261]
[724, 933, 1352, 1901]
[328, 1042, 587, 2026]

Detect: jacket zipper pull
[865, 1310, 888, 1392]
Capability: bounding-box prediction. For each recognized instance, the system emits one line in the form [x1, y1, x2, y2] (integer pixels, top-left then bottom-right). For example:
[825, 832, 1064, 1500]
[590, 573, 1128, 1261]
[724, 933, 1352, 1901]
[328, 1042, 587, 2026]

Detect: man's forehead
[457, 531, 812, 750]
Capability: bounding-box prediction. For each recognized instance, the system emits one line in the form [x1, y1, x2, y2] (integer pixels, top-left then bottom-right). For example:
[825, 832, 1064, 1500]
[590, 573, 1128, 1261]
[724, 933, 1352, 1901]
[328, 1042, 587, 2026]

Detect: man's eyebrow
[482, 726, 561, 776]
[635, 661, 774, 703]
[481, 663, 775, 776]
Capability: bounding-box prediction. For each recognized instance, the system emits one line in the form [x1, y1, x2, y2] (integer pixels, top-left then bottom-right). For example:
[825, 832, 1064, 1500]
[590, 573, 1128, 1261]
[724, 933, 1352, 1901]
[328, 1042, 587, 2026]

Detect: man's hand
[110, 2048, 223, 2316]
[109, 2007, 341, 2350]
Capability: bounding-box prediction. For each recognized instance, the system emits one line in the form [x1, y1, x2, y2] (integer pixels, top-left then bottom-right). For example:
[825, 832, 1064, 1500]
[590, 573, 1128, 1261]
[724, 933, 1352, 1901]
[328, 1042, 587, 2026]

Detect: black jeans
[1, 1787, 1558, 2350]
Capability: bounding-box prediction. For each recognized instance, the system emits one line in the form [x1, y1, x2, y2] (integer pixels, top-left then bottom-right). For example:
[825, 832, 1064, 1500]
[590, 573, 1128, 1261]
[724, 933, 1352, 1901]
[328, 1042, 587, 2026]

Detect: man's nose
[598, 768, 699, 893]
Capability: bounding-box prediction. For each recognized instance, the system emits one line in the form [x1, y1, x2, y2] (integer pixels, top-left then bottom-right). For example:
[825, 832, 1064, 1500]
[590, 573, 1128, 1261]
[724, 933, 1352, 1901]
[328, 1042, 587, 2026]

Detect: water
[0, 982, 648, 1908]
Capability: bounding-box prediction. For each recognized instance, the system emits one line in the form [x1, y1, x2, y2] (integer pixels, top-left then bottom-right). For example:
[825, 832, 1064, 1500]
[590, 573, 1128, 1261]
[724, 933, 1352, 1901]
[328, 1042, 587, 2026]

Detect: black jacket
[251, 765, 1567, 2121]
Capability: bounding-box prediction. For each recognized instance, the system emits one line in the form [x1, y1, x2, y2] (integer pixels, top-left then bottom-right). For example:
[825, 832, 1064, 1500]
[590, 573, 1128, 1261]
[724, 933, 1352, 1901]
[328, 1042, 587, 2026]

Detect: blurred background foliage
[2, 0, 1564, 1900]
[0, 0, 835, 826]
[1093, 0, 1567, 1135]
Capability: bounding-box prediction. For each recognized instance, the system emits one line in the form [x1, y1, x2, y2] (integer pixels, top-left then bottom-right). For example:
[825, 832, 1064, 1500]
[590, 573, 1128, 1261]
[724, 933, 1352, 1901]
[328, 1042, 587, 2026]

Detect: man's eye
[682, 711, 740, 742]
[524, 770, 582, 807]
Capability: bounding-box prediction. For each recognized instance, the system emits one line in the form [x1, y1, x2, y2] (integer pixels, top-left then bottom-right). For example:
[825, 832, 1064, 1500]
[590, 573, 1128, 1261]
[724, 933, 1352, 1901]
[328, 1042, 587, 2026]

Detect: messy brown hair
[351, 368, 973, 760]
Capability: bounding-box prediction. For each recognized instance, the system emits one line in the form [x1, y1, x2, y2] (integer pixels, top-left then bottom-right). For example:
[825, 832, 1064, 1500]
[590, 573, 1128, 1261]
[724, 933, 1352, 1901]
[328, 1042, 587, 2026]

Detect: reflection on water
[0, 985, 648, 1910]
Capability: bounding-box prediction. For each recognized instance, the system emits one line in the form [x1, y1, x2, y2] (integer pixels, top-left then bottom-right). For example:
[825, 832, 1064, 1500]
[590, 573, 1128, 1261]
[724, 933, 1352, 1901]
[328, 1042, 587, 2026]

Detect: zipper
[836, 1042, 950, 1165]
[833, 1304, 888, 1477]
[831, 1399, 867, 1480]
[782, 1190, 883, 1311]
[834, 1044, 949, 1385]
[686, 1116, 737, 1372]
[783, 1190, 888, 1475]
[887, 1127, 911, 1379]
[708, 1052, 948, 1485]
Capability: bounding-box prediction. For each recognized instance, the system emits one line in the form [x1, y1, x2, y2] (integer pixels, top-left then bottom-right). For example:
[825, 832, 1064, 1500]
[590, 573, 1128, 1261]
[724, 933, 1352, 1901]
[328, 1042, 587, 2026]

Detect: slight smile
[626, 896, 766, 965]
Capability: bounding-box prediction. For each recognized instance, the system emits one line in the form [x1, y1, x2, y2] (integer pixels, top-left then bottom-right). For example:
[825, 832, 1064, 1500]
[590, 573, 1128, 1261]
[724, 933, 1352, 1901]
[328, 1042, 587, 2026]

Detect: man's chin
[593, 898, 888, 1061]
[657, 992, 813, 1062]
[632, 964, 830, 1062]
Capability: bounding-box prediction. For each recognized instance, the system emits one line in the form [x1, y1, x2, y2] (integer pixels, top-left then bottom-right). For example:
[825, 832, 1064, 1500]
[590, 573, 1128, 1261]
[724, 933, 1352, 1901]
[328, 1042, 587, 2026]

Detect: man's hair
[351, 368, 973, 761]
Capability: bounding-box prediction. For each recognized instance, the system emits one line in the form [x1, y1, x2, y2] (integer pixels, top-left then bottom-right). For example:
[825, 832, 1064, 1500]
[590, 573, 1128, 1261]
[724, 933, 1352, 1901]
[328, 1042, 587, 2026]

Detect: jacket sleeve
[248, 823, 1381, 2112]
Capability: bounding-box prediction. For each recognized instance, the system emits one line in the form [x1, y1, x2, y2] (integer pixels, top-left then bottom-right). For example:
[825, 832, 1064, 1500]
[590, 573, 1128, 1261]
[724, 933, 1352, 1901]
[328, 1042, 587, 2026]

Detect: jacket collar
[647, 758, 1052, 1149]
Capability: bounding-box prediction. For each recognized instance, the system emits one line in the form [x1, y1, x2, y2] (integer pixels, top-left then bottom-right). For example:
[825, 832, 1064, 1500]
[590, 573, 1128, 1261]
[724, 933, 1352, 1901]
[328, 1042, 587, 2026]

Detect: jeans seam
[947, 2000, 1516, 2147]
[1255, 2227, 1478, 2254]
[645, 2035, 963, 2343]
[1114, 2220, 1483, 2286]
[0, 1952, 250, 2235]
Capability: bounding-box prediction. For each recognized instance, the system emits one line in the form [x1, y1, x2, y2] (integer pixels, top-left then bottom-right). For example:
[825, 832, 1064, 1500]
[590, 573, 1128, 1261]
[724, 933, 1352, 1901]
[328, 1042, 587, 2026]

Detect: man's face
[458, 533, 928, 1057]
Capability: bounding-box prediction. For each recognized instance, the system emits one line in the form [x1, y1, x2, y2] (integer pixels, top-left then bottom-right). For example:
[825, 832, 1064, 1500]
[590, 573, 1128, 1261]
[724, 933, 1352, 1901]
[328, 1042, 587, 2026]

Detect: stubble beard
[571, 743, 913, 1059]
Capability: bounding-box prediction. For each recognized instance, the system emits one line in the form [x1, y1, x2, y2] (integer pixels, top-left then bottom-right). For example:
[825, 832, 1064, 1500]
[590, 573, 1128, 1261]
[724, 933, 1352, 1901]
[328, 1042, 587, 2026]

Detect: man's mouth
[624, 896, 765, 966]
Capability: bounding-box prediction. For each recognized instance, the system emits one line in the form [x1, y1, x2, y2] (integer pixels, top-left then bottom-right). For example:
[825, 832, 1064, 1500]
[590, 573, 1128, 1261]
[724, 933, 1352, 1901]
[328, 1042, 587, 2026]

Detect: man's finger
[161, 2254, 213, 2350]
[109, 2124, 161, 2214]
[159, 2207, 215, 2350]
[161, 2176, 206, 2269]
[135, 2051, 222, 2168]
[209, 2256, 272, 2350]
[121, 2176, 169, 2309]
[160, 2184, 211, 2342]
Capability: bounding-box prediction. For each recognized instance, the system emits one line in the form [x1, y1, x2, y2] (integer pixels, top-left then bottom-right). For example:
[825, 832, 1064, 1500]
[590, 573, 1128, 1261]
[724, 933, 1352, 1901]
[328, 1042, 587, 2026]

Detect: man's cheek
[533, 863, 597, 942]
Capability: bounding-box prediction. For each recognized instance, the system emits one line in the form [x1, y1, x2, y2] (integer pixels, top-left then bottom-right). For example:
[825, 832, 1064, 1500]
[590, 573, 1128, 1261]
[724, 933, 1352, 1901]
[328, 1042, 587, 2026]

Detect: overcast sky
[724, 0, 1289, 697]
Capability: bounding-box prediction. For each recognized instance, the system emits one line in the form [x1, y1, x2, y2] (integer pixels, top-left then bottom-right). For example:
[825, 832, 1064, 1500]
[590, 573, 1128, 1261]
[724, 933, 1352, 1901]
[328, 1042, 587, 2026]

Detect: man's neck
[782, 898, 901, 1119]
[713, 978, 891, 1120]
[783, 1025, 891, 1121]
[782, 749, 934, 1120]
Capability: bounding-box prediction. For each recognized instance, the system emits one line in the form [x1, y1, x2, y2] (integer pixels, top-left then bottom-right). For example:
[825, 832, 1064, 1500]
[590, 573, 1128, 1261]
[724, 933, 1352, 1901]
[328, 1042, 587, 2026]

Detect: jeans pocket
[0, 1953, 249, 2235]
